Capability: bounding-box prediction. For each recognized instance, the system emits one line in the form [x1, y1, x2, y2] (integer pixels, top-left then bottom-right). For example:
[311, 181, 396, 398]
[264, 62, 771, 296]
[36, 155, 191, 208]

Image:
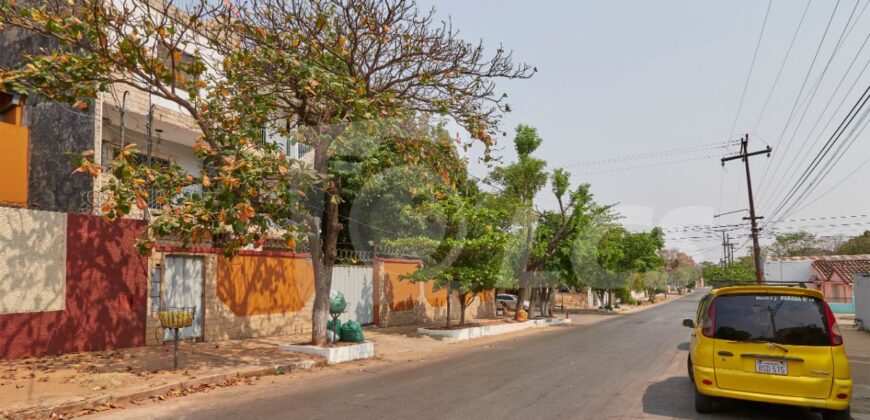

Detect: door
[331, 265, 374, 325]
[162, 255, 205, 341]
[712, 294, 834, 399]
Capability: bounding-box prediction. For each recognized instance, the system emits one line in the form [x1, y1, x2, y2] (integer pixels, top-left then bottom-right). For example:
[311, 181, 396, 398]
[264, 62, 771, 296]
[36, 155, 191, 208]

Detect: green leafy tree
[395, 185, 510, 327]
[631, 269, 668, 303]
[701, 263, 755, 286]
[769, 231, 827, 257]
[835, 231, 870, 255]
[577, 226, 665, 308]
[488, 124, 548, 317]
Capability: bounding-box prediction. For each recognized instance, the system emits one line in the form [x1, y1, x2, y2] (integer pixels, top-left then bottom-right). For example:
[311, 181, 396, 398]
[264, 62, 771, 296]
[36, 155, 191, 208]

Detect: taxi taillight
[702, 300, 716, 338]
[823, 301, 843, 346]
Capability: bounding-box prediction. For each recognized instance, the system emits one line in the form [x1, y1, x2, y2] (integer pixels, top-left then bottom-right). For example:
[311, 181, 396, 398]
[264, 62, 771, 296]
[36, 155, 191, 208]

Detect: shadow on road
[642, 376, 823, 419]
[676, 341, 689, 351]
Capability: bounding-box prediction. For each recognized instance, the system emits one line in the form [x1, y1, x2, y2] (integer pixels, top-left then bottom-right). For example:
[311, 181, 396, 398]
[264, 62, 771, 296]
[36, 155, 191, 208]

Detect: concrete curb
[279, 342, 375, 364]
[7, 359, 320, 419]
[417, 318, 571, 341]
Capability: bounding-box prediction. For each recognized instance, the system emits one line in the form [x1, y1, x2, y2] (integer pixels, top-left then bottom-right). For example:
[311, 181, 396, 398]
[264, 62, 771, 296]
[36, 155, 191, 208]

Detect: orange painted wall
[0, 122, 28, 206]
[423, 281, 448, 307]
[382, 261, 421, 311]
[216, 254, 315, 316]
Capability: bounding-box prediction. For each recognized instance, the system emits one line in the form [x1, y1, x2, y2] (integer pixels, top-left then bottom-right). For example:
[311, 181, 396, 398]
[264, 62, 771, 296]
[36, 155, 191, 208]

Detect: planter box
[278, 342, 375, 364]
[417, 317, 571, 341]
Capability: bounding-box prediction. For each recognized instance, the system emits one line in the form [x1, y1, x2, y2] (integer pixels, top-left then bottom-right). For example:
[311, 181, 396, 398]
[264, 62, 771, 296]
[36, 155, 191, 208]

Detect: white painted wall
[0, 207, 67, 313]
[855, 274, 870, 326]
[763, 260, 815, 284]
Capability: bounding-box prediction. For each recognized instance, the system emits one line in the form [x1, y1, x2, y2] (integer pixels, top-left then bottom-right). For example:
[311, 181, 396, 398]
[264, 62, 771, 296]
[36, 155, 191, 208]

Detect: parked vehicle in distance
[496, 294, 530, 311]
[683, 285, 851, 420]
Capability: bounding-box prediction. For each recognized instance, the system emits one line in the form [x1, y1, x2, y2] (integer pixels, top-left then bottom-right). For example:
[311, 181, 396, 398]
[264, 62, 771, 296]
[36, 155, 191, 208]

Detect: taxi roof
[709, 285, 824, 299]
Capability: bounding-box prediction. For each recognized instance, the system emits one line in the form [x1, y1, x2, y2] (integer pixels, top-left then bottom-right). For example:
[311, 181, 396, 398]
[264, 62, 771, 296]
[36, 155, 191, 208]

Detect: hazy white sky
[421, 0, 870, 262]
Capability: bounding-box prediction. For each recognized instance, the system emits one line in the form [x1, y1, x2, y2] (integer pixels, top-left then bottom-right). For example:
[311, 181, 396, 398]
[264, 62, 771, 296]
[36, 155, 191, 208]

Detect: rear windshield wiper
[727, 340, 789, 353]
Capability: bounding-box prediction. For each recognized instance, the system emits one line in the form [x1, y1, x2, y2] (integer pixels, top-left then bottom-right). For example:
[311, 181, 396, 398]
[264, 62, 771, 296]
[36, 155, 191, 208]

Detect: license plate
[755, 360, 788, 375]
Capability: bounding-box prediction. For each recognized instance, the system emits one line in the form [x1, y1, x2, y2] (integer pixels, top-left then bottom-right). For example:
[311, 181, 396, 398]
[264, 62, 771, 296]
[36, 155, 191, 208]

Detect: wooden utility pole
[721, 134, 771, 284]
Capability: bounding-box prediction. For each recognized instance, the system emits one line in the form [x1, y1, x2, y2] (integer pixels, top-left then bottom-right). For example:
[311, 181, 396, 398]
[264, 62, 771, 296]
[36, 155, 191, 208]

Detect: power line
[764, 82, 870, 226]
[787, 155, 870, 216]
[570, 154, 726, 177]
[756, 0, 842, 197]
[752, 0, 814, 133]
[773, 98, 870, 221]
[560, 140, 736, 168]
[729, 0, 773, 139]
[758, 0, 865, 205]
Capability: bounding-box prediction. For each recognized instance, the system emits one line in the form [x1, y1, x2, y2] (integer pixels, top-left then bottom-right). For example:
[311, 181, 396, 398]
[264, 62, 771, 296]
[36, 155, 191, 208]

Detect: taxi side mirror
[682, 318, 695, 328]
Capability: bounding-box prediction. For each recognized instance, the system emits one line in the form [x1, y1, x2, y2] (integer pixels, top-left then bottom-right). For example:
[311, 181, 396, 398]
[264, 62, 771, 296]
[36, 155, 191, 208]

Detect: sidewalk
[0, 301, 655, 419]
[0, 336, 318, 419]
[841, 319, 870, 417]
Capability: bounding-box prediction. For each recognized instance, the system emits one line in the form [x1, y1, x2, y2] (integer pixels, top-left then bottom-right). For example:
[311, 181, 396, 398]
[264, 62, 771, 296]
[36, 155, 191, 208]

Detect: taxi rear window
[714, 294, 830, 346]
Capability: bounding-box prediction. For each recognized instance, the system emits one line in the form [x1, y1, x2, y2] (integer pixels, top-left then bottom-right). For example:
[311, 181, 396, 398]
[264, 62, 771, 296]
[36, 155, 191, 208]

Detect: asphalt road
[99, 291, 842, 419]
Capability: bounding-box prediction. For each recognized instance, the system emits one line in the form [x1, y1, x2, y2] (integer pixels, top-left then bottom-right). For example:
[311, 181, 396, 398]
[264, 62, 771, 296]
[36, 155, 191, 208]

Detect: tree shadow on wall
[0, 212, 148, 359]
[382, 273, 426, 325]
[213, 254, 315, 340]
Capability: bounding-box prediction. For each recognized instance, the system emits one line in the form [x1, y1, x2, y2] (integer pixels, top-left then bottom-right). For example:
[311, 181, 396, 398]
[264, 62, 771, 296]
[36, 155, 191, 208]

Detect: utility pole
[720, 230, 729, 267]
[722, 134, 771, 284]
[727, 237, 736, 266]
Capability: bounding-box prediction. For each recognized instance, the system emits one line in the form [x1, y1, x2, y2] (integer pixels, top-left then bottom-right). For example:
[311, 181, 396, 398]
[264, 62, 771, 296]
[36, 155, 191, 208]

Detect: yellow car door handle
[718, 351, 734, 357]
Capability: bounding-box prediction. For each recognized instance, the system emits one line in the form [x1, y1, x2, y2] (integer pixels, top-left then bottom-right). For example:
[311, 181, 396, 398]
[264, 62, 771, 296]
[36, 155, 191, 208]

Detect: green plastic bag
[327, 319, 342, 341]
[329, 290, 347, 314]
[340, 320, 365, 342]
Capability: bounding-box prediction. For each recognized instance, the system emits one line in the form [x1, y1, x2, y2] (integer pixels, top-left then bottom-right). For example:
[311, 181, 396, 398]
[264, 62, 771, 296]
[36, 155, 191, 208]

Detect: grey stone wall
[0, 27, 94, 213]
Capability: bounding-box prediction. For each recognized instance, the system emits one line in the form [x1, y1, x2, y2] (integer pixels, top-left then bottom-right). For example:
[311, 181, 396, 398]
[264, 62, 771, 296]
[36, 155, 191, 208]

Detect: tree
[835, 231, 870, 255]
[487, 124, 548, 317]
[1, 0, 534, 345]
[669, 265, 700, 292]
[769, 231, 826, 257]
[395, 185, 510, 327]
[227, 0, 533, 344]
[663, 248, 697, 293]
[701, 263, 755, 286]
[577, 226, 665, 308]
[1, 0, 315, 256]
[631, 269, 667, 303]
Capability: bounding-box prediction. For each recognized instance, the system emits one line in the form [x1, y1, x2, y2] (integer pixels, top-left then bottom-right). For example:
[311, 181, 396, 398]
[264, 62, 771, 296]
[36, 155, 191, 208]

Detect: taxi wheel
[694, 388, 714, 414]
[822, 407, 850, 420]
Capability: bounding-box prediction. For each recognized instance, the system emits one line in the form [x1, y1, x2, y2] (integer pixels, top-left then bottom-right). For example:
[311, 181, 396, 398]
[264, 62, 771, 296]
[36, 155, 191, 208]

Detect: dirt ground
[0, 336, 312, 416]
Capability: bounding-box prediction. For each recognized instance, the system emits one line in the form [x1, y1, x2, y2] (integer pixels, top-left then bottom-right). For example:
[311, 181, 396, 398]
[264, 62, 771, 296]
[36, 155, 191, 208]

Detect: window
[0, 91, 23, 125]
[150, 265, 162, 312]
[156, 45, 198, 85]
[714, 294, 830, 346]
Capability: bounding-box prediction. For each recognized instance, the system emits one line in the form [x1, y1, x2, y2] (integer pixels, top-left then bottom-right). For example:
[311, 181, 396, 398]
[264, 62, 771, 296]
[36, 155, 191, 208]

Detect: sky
[417, 0, 870, 262]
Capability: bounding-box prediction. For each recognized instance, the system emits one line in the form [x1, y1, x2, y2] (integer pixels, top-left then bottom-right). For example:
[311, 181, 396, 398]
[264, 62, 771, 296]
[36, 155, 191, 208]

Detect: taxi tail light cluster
[823, 301, 844, 346]
[701, 300, 716, 338]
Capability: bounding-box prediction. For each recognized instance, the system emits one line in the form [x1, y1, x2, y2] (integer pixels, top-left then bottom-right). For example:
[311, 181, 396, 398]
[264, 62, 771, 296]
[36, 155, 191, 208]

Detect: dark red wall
[0, 214, 147, 359]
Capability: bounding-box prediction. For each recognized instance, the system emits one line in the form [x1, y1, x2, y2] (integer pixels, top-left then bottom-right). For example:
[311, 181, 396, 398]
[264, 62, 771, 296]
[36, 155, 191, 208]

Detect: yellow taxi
[683, 285, 851, 419]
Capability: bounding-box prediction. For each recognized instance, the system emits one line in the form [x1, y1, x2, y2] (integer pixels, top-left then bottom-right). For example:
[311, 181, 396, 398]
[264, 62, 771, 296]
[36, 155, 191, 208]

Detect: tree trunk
[514, 282, 527, 319]
[541, 287, 552, 318]
[309, 139, 341, 346]
[459, 293, 467, 327]
[446, 282, 452, 328]
[594, 289, 605, 308]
